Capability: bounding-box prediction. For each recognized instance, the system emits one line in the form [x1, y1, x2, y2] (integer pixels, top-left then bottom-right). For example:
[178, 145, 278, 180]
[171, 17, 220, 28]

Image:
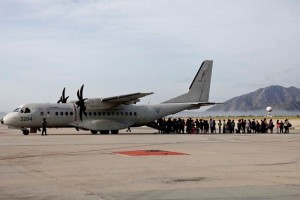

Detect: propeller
[57, 88, 69, 103]
[76, 84, 87, 121]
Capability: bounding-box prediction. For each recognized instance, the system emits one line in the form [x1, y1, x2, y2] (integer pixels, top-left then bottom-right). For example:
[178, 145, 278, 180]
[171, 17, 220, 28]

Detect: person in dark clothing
[199, 119, 204, 133]
[261, 120, 266, 133]
[204, 120, 209, 133]
[241, 119, 246, 133]
[251, 119, 256, 133]
[256, 121, 261, 133]
[42, 118, 47, 136]
[195, 119, 200, 133]
[280, 121, 284, 133]
[237, 119, 242, 133]
[180, 119, 185, 134]
[230, 120, 235, 133]
[166, 118, 173, 133]
[284, 119, 291, 133]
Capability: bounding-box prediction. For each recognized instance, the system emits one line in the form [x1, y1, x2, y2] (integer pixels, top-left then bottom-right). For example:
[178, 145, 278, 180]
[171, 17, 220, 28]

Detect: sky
[0, 0, 300, 112]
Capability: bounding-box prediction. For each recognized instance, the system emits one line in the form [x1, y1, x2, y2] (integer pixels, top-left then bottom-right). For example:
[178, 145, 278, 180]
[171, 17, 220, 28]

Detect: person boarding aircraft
[1, 60, 216, 135]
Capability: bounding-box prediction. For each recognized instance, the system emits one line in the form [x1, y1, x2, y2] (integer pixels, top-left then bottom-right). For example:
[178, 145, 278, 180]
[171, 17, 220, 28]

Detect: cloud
[284, 68, 292, 73]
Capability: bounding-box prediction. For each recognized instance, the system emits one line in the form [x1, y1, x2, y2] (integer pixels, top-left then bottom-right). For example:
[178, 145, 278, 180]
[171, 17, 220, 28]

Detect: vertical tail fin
[163, 60, 213, 103]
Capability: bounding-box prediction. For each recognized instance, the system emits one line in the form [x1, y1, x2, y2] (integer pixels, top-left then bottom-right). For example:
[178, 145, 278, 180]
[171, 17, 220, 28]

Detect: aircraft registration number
[20, 117, 33, 121]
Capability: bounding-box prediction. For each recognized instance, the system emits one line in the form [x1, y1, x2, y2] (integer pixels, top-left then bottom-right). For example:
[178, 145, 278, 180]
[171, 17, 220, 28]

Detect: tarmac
[1, 124, 300, 200]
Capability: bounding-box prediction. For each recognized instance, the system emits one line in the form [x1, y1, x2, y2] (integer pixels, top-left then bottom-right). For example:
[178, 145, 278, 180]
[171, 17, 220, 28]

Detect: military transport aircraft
[1, 60, 216, 135]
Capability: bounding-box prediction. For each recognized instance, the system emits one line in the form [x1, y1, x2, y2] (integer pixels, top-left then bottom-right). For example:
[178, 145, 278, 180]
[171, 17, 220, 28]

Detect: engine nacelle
[85, 98, 116, 109]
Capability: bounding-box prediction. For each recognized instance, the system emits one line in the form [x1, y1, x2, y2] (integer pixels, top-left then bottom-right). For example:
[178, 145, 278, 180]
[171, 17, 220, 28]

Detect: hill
[207, 85, 300, 112]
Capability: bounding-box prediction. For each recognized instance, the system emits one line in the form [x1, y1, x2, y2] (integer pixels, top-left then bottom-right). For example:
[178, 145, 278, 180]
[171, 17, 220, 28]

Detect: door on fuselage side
[133, 106, 147, 126]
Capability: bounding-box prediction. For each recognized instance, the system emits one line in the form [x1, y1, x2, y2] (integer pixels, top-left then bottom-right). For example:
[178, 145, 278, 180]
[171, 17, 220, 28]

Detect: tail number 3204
[21, 117, 33, 121]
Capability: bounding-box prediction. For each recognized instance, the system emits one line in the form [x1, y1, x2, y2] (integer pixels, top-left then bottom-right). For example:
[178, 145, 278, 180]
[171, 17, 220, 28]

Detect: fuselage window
[60, 112, 64, 116]
[40, 112, 44, 116]
[107, 112, 111, 116]
[89, 112, 92, 116]
[134, 112, 137, 116]
[47, 111, 50, 115]
[116, 112, 119, 116]
[129, 112, 132, 116]
[55, 112, 59, 116]
[94, 112, 97, 116]
[70, 112, 73, 116]
[98, 112, 101, 116]
[103, 112, 106, 116]
[112, 112, 115, 116]
[125, 112, 128, 116]
[120, 112, 124, 116]
[65, 112, 69, 116]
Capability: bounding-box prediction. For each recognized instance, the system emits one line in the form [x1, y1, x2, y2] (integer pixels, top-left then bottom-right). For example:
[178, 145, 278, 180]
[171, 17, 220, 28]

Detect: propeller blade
[58, 87, 69, 103]
[80, 85, 84, 99]
[77, 90, 81, 100]
[76, 84, 87, 121]
[62, 88, 66, 98]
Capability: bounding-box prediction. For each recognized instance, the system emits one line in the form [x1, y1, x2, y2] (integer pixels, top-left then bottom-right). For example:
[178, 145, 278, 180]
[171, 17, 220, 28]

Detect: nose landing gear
[22, 129, 30, 135]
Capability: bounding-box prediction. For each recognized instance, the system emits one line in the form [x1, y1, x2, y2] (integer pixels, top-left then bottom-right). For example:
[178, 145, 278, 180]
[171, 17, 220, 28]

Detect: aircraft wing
[101, 92, 154, 105]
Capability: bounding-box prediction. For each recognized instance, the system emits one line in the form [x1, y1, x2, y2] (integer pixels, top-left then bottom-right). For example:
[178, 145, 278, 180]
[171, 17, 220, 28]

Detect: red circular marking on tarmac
[114, 150, 189, 156]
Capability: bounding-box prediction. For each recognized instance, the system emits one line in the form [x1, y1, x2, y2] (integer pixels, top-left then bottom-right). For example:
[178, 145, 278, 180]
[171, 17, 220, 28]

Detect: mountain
[207, 85, 300, 112]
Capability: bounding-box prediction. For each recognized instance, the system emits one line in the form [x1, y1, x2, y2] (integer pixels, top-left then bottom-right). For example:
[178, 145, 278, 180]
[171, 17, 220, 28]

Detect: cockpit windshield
[13, 108, 21, 112]
[14, 107, 31, 113]
[22, 108, 31, 113]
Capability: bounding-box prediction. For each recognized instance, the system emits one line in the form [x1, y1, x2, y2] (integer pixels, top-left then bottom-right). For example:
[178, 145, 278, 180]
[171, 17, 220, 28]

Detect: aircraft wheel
[23, 130, 29, 135]
[111, 130, 119, 134]
[100, 130, 109, 134]
[91, 130, 98, 135]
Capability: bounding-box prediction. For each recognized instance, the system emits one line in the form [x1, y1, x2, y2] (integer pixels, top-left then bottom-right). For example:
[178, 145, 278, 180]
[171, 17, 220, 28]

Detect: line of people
[155, 118, 292, 134]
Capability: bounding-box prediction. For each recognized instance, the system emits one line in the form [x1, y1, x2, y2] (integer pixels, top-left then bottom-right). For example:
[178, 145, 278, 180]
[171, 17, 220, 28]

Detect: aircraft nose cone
[0, 118, 3, 125]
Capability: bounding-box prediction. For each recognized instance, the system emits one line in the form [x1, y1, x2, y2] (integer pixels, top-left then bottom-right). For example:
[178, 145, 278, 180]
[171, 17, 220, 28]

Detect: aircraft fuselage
[2, 102, 194, 134]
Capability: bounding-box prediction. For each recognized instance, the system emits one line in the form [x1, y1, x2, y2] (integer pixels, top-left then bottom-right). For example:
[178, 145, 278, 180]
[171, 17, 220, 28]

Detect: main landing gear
[90, 130, 119, 135]
[91, 130, 98, 135]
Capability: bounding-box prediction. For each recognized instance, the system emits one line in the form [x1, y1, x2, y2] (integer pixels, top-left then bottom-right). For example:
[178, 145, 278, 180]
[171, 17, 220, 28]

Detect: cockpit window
[20, 107, 31, 113]
[13, 108, 20, 112]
